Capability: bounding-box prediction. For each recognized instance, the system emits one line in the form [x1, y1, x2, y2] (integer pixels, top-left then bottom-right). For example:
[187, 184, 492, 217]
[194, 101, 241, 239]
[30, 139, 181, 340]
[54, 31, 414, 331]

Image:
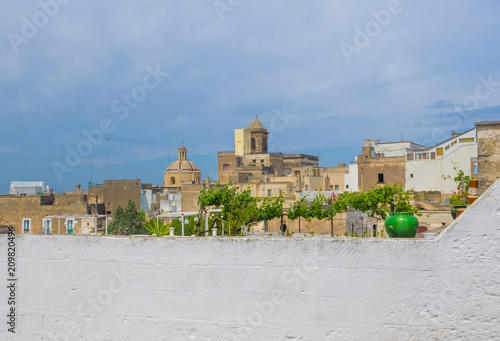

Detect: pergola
[155, 209, 223, 236]
[44, 213, 108, 235]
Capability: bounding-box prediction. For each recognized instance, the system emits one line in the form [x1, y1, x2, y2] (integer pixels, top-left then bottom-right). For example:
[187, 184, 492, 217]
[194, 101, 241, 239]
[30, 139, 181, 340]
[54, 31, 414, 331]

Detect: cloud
[1, 0, 500, 192]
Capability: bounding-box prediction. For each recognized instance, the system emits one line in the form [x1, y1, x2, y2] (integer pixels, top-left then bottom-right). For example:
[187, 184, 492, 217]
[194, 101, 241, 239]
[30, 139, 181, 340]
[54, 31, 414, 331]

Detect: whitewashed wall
[1, 180, 500, 340]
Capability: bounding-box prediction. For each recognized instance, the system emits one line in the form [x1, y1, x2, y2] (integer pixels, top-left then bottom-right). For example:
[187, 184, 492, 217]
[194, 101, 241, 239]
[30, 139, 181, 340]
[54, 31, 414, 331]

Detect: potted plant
[449, 190, 467, 219]
[342, 184, 420, 238]
[443, 166, 470, 219]
[383, 187, 421, 238]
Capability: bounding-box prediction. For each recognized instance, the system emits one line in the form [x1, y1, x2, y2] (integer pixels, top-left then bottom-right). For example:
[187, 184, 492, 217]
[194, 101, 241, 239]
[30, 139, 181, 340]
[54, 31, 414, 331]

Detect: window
[262, 138, 267, 153]
[330, 185, 333, 190]
[22, 218, 31, 234]
[251, 138, 255, 151]
[459, 138, 475, 143]
[451, 140, 457, 147]
[66, 219, 74, 234]
[346, 184, 349, 189]
[410, 174, 414, 178]
[436, 148, 443, 156]
[430, 152, 436, 160]
[43, 218, 52, 234]
[305, 185, 309, 191]
[407, 154, 414, 161]
[267, 189, 272, 197]
[170, 177, 176, 185]
[260, 159, 264, 164]
[253, 159, 256, 163]
[378, 173, 384, 183]
[223, 164, 230, 171]
[335, 185, 339, 191]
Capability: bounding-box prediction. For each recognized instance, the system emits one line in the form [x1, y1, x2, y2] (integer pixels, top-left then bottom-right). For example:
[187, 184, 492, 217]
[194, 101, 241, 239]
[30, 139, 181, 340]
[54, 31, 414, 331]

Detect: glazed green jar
[384, 212, 419, 238]
[451, 205, 467, 219]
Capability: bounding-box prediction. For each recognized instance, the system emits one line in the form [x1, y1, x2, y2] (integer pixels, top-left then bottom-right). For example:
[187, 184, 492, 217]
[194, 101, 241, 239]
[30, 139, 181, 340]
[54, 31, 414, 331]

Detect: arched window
[251, 138, 256, 151]
[170, 177, 176, 185]
[262, 137, 267, 153]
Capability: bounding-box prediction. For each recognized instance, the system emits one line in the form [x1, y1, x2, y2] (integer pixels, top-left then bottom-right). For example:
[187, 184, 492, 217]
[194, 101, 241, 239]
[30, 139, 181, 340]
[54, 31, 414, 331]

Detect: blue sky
[1, 0, 500, 194]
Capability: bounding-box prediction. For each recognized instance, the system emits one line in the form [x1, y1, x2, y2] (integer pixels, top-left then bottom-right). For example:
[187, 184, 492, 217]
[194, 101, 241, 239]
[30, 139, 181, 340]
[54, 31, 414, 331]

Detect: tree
[197, 183, 284, 236]
[108, 200, 147, 235]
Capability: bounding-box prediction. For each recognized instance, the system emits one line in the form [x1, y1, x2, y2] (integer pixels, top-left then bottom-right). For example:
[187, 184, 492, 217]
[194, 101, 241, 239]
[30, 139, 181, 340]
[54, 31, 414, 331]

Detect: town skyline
[1, 1, 500, 193]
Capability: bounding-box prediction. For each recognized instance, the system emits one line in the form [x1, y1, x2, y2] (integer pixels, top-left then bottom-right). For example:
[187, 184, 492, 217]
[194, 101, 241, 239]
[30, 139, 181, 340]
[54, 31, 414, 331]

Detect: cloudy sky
[1, 0, 499, 193]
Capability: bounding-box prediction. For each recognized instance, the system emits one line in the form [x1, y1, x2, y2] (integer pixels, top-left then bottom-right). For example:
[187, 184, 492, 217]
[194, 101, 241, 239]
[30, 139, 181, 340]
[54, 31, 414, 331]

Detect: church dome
[166, 145, 199, 171]
[166, 159, 199, 171]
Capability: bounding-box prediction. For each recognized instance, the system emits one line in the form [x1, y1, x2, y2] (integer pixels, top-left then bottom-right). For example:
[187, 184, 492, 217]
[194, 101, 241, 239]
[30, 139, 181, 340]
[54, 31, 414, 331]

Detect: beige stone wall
[303, 176, 326, 191]
[0, 194, 88, 234]
[323, 166, 348, 191]
[103, 180, 141, 216]
[357, 146, 406, 190]
[87, 185, 105, 205]
[269, 154, 285, 176]
[217, 152, 238, 183]
[180, 183, 204, 212]
[475, 121, 500, 195]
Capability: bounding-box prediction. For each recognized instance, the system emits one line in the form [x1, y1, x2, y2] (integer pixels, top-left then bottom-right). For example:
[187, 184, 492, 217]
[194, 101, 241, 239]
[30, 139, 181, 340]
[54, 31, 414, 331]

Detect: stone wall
[103, 180, 141, 216]
[357, 147, 406, 190]
[1, 180, 500, 340]
[0, 194, 88, 234]
[475, 120, 500, 195]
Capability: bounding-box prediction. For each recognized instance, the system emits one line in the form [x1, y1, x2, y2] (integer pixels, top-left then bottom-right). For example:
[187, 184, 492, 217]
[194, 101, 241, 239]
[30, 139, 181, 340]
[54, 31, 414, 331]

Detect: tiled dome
[166, 159, 199, 171]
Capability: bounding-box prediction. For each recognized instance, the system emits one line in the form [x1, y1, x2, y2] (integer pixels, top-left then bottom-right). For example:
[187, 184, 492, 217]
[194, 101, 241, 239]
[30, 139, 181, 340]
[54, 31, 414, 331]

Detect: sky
[1, 0, 500, 194]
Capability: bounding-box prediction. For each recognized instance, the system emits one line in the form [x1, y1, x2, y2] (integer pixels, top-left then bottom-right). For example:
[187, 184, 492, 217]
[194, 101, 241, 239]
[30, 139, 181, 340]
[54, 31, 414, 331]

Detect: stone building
[355, 129, 477, 195]
[0, 193, 89, 234]
[163, 145, 201, 187]
[218, 116, 319, 184]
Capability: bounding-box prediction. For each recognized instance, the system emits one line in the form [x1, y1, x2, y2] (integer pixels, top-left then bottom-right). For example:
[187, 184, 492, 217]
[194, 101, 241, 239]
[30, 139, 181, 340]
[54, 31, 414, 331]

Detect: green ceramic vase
[384, 212, 419, 238]
[451, 205, 467, 219]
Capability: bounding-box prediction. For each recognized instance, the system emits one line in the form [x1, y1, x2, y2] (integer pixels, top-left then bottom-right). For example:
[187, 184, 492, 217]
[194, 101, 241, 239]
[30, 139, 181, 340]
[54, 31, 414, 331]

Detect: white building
[10, 181, 50, 196]
[405, 128, 477, 193]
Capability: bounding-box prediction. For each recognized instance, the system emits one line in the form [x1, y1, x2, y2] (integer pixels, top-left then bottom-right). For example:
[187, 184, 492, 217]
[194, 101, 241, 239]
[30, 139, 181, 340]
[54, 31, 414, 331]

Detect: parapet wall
[1, 180, 500, 340]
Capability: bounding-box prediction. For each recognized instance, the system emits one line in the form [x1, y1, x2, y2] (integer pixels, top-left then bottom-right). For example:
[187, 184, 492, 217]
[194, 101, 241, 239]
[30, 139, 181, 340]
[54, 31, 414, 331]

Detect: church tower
[246, 115, 269, 154]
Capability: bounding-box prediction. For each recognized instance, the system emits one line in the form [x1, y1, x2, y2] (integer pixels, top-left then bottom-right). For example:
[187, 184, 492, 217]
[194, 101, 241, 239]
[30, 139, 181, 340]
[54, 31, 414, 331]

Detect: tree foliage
[286, 184, 420, 225]
[197, 183, 284, 235]
[108, 200, 147, 235]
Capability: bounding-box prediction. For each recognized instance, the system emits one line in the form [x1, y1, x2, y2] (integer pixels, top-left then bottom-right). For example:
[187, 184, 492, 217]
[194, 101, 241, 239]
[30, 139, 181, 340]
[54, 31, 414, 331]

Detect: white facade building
[344, 159, 359, 192]
[10, 181, 49, 196]
[405, 128, 477, 193]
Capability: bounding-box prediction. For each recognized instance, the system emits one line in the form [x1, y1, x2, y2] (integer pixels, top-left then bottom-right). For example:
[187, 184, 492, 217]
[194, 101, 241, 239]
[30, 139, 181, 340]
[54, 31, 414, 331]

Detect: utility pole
[106, 138, 110, 180]
[330, 198, 334, 237]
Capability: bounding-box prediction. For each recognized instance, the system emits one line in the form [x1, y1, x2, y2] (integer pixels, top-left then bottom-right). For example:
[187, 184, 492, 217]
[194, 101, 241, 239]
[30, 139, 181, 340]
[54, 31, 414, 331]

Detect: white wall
[406, 143, 476, 193]
[344, 161, 358, 192]
[2, 180, 500, 340]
